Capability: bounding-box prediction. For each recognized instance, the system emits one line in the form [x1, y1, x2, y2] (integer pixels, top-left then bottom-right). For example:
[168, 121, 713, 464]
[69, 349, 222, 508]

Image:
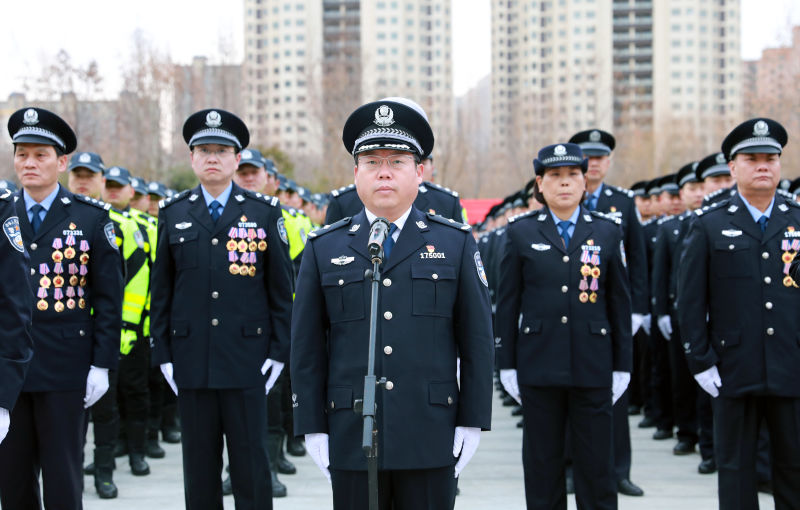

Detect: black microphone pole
[361, 217, 389, 510]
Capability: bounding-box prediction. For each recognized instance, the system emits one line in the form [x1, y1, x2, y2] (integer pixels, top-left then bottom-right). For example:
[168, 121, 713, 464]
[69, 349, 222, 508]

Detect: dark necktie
[209, 200, 222, 223]
[30, 204, 45, 234]
[558, 220, 572, 249]
[383, 223, 399, 259]
[758, 215, 768, 233]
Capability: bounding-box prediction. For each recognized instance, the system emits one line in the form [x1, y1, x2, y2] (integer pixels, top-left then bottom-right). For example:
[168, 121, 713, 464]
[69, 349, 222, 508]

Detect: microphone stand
[359, 246, 385, 510]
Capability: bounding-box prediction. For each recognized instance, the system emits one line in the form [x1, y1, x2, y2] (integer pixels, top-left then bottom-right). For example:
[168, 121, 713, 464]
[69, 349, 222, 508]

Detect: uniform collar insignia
[583, 214, 593, 223]
[727, 205, 738, 213]
[331, 255, 355, 266]
[235, 194, 245, 203]
[418, 185, 428, 193]
[531, 243, 551, 251]
[537, 214, 547, 222]
[189, 194, 199, 202]
[176, 222, 192, 230]
[604, 188, 613, 196]
[721, 229, 742, 237]
[416, 220, 427, 229]
[778, 203, 789, 212]
[349, 223, 361, 233]
[61, 197, 71, 204]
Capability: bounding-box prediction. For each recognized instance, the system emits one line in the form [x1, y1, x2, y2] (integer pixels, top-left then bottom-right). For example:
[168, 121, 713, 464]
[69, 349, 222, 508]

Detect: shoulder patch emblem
[104, 222, 119, 250]
[277, 217, 289, 245]
[3, 216, 25, 252]
[474, 251, 488, 287]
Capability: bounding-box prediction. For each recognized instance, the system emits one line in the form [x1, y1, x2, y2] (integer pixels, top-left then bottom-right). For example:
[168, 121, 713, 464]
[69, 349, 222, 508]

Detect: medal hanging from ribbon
[781, 239, 800, 287]
[227, 220, 264, 277]
[579, 250, 591, 303]
[579, 245, 602, 303]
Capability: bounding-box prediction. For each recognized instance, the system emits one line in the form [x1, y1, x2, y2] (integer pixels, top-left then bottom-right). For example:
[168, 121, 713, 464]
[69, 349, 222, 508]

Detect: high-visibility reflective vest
[109, 208, 149, 355]
[128, 208, 157, 337]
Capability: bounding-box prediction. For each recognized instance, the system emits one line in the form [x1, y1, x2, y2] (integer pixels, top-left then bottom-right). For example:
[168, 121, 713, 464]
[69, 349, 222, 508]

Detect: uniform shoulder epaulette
[73, 193, 112, 211]
[610, 185, 634, 198]
[242, 189, 279, 207]
[702, 188, 724, 202]
[330, 184, 356, 198]
[0, 190, 12, 201]
[694, 199, 728, 216]
[426, 212, 471, 231]
[657, 215, 675, 225]
[777, 189, 794, 200]
[508, 210, 536, 223]
[307, 216, 352, 239]
[424, 181, 459, 198]
[679, 210, 693, 221]
[590, 210, 622, 225]
[158, 189, 190, 209]
[642, 217, 658, 227]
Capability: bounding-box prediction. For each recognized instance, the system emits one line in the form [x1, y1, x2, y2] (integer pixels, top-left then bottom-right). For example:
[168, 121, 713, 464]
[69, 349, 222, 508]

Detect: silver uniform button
[338, 279, 344, 286]
[383, 278, 392, 287]
[562, 255, 569, 263]
[601, 328, 607, 335]
[384, 311, 393, 320]
[211, 318, 219, 326]
[79, 330, 86, 336]
[211, 238, 219, 246]
[385, 381, 394, 390]
[212, 291, 219, 299]
[432, 273, 438, 280]
[721, 340, 726, 346]
[330, 401, 335, 409]
[179, 237, 185, 243]
[561, 285, 568, 293]
[762, 252, 769, 260]
[765, 302, 773, 310]
[384, 346, 393, 355]
[257, 327, 263, 334]
[447, 396, 453, 405]
[728, 244, 735, 250]
[764, 276, 772, 284]
[561, 316, 568, 324]
[30, 243, 37, 251]
[523, 327, 531, 334]
[30, 268, 35, 275]
[767, 328, 775, 336]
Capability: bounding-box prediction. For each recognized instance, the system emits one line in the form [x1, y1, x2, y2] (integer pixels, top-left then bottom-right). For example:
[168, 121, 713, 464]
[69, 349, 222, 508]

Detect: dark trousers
[714, 395, 800, 510]
[650, 328, 673, 431]
[266, 371, 284, 438]
[178, 387, 272, 510]
[0, 390, 85, 510]
[521, 385, 616, 510]
[631, 328, 653, 416]
[669, 321, 698, 444]
[330, 465, 456, 510]
[697, 390, 715, 460]
[117, 335, 150, 423]
[147, 364, 164, 432]
[612, 389, 632, 481]
[91, 370, 120, 448]
[280, 367, 294, 438]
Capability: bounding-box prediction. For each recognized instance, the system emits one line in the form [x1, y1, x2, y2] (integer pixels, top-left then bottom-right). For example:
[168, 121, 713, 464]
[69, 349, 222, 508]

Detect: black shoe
[222, 475, 233, 496]
[757, 481, 773, 495]
[511, 405, 523, 416]
[271, 470, 287, 498]
[673, 440, 695, 455]
[455, 487, 460, 496]
[516, 418, 523, 428]
[617, 478, 644, 497]
[94, 447, 118, 499]
[652, 428, 673, 440]
[95, 477, 118, 499]
[637, 416, 657, 429]
[146, 438, 166, 459]
[162, 428, 181, 444]
[287, 437, 306, 457]
[697, 458, 717, 474]
[129, 454, 151, 476]
[277, 455, 296, 475]
[84, 462, 95, 476]
[566, 473, 575, 495]
[628, 405, 642, 416]
[502, 394, 517, 407]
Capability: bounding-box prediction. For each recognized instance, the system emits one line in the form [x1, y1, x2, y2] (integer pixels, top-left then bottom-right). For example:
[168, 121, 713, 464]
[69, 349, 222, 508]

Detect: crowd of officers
[0, 99, 798, 510]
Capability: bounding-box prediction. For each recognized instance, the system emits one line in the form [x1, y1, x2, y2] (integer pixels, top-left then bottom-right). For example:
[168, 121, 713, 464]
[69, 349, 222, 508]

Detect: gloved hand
[456, 357, 461, 387]
[657, 315, 672, 340]
[160, 362, 178, 396]
[120, 329, 138, 356]
[499, 369, 521, 405]
[453, 426, 481, 478]
[612, 371, 631, 405]
[694, 365, 722, 398]
[0, 407, 9, 445]
[84, 366, 109, 408]
[305, 433, 331, 482]
[641, 314, 652, 336]
[260, 359, 285, 395]
[631, 313, 644, 336]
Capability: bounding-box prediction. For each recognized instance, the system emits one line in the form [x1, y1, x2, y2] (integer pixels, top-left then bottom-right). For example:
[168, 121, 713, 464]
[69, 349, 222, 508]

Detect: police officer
[568, 129, 647, 496]
[150, 108, 294, 510]
[497, 142, 632, 510]
[291, 98, 493, 510]
[678, 118, 800, 509]
[325, 98, 466, 225]
[146, 181, 168, 218]
[698, 152, 736, 207]
[0, 184, 34, 447]
[67, 151, 106, 198]
[0, 107, 123, 509]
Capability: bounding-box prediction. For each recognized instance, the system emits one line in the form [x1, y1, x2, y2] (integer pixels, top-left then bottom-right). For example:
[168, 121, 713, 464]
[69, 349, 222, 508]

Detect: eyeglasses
[357, 154, 416, 170]
[193, 147, 236, 159]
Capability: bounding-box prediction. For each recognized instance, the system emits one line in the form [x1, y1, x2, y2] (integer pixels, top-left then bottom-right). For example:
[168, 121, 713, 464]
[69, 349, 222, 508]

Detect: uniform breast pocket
[411, 264, 457, 317]
[713, 240, 751, 278]
[169, 231, 199, 270]
[321, 269, 365, 323]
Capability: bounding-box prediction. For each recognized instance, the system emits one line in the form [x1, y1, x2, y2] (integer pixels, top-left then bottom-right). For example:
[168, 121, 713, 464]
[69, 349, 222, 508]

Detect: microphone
[367, 217, 390, 259]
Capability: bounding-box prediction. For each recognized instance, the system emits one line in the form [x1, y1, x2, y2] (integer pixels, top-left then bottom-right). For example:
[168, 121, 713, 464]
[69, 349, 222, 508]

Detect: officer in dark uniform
[0, 185, 34, 447]
[291, 98, 494, 510]
[150, 109, 294, 510]
[497, 142, 632, 510]
[568, 129, 647, 496]
[698, 152, 736, 207]
[325, 98, 465, 225]
[0, 107, 123, 509]
[678, 118, 800, 509]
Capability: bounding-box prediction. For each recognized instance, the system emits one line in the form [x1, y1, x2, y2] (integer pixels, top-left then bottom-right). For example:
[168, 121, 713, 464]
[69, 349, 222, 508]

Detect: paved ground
[83, 390, 775, 510]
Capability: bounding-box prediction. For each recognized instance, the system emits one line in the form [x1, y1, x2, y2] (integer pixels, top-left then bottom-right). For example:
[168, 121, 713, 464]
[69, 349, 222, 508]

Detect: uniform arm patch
[104, 222, 119, 250]
[474, 251, 488, 287]
[3, 216, 25, 253]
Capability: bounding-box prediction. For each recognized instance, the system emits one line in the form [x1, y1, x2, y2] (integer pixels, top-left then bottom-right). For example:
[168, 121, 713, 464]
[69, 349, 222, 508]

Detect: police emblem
[23, 108, 39, 125]
[277, 217, 289, 245]
[716, 153, 726, 164]
[474, 251, 488, 287]
[554, 145, 567, 156]
[109, 167, 121, 177]
[133, 230, 145, 249]
[104, 222, 118, 249]
[374, 105, 395, 127]
[3, 216, 25, 252]
[620, 240, 627, 268]
[589, 130, 601, 142]
[205, 110, 222, 128]
[241, 149, 252, 159]
[79, 153, 92, 164]
[753, 120, 769, 136]
[148, 182, 159, 191]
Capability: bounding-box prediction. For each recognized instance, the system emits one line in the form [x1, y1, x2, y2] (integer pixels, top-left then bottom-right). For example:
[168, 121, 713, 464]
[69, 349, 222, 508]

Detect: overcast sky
[1, 0, 797, 99]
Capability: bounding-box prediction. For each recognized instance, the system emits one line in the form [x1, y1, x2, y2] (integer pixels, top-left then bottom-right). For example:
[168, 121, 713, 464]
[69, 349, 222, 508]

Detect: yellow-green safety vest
[128, 208, 157, 337]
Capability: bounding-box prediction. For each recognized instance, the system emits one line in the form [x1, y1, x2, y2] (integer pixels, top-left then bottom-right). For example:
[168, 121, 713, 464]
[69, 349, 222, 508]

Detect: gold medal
[238, 265, 249, 276]
[66, 298, 76, 310]
[79, 277, 87, 287]
[226, 239, 238, 251]
[229, 263, 240, 275]
[37, 299, 48, 311]
[248, 266, 257, 277]
[52, 250, 64, 263]
[580, 265, 591, 277]
[782, 252, 794, 264]
[784, 275, 795, 287]
[78, 298, 86, 309]
[237, 240, 248, 252]
[53, 275, 65, 288]
[579, 292, 589, 303]
[69, 275, 79, 286]
[40, 276, 51, 288]
[258, 240, 267, 251]
[64, 247, 76, 259]
[591, 267, 601, 278]
[248, 241, 258, 252]
[54, 301, 65, 313]
[589, 292, 598, 303]
[79, 253, 90, 264]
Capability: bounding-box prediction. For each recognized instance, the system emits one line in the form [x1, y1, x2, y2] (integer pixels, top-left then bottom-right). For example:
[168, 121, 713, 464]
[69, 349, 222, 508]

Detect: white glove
[694, 365, 722, 398]
[160, 362, 178, 396]
[0, 407, 9, 445]
[611, 371, 631, 405]
[641, 314, 652, 336]
[305, 432, 331, 482]
[631, 313, 644, 336]
[657, 315, 673, 340]
[84, 366, 110, 408]
[260, 359, 285, 395]
[456, 357, 461, 388]
[453, 426, 481, 478]
[499, 369, 521, 405]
